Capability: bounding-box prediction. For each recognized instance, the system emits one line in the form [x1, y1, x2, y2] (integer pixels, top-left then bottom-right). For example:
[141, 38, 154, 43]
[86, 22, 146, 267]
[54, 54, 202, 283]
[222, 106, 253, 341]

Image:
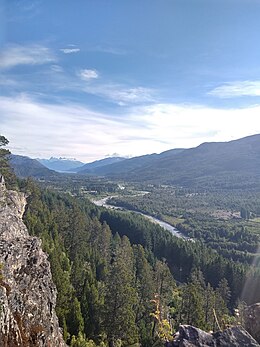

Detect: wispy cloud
[2, 95, 260, 161]
[79, 69, 99, 81]
[89, 45, 127, 55]
[60, 48, 80, 54]
[83, 84, 154, 105]
[51, 65, 63, 73]
[0, 95, 145, 160]
[1, 57, 153, 107]
[208, 80, 260, 98]
[0, 44, 56, 70]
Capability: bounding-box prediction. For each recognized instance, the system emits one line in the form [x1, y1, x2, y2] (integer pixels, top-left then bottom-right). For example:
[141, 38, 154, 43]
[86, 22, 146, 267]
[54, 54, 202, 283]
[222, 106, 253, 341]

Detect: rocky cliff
[244, 303, 260, 343]
[0, 176, 66, 347]
[172, 325, 260, 346]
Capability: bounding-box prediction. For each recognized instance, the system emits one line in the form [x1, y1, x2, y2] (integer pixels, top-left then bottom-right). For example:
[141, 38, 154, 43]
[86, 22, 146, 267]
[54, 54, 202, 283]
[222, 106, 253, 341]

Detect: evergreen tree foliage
[104, 236, 138, 347]
[22, 181, 245, 345]
[0, 135, 16, 188]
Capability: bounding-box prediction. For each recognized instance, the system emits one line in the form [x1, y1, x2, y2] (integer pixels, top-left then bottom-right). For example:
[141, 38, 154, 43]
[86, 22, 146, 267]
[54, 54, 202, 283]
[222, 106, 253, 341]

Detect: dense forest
[109, 186, 260, 265]
[18, 179, 258, 346]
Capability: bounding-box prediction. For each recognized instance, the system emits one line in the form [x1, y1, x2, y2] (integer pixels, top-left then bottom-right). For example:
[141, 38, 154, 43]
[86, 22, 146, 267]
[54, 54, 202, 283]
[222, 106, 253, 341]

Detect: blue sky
[1, 0, 260, 161]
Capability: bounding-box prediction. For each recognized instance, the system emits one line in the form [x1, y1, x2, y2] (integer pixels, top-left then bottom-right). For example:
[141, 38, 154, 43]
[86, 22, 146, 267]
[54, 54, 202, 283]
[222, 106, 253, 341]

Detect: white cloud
[60, 48, 80, 54]
[208, 80, 260, 98]
[61, 70, 153, 104]
[0, 44, 56, 70]
[0, 95, 144, 160]
[108, 87, 153, 105]
[83, 84, 154, 105]
[132, 103, 260, 148]
[1, 95, 260, 161]
[79, 69, 99, 81]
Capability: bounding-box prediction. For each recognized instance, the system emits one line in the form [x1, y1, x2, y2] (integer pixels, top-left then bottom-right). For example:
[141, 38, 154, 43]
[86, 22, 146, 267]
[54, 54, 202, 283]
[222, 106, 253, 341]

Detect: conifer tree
[214, 278, 231, 329]
[0, 135, 16, 188]
[133, 245, 155, 345]
[181, 269, 206, 328]
[204, 283, 215, 330]
[104, 236, 138, 347]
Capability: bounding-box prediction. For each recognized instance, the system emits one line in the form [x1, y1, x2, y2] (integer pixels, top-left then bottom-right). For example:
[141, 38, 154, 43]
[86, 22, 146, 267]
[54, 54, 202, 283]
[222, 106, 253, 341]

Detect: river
[92, 196, 191, 240]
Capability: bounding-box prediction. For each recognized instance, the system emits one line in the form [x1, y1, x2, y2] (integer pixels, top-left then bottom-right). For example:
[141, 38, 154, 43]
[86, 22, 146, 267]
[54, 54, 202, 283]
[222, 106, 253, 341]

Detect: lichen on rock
[0, 176, 66, 346]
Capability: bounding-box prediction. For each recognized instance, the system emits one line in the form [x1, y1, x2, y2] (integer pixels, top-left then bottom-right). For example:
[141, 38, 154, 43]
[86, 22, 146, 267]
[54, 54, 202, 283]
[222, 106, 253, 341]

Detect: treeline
[109, 186, 260, 217]
[21, 182, 241, 346]
[39, 174, 119, 195]
[109, 188, 260, 265]
[99, 209, 260, 306]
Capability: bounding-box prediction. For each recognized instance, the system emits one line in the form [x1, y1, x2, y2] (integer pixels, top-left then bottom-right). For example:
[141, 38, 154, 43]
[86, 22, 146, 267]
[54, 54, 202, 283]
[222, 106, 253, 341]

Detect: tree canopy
[0, 135, 16, 187]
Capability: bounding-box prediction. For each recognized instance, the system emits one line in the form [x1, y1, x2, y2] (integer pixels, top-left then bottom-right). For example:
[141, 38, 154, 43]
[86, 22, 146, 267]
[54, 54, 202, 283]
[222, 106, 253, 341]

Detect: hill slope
[38, 157, 85, 172]
[10, 154, 58, 178]
[79, 149, 185, 176]
[77, 156, 126, 174]
[84, 135, 260, 189]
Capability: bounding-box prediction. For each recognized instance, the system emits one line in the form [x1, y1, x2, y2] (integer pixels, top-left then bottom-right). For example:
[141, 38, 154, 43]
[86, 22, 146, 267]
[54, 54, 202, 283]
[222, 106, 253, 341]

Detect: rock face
[172, 325, 260, 346]
[244, 303, 260, 343]
[0, 176, 66, 347]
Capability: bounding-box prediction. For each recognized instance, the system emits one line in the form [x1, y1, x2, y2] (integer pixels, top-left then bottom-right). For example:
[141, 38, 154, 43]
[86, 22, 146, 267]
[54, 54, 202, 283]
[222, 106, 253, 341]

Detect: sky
[1, 0, 260, 162]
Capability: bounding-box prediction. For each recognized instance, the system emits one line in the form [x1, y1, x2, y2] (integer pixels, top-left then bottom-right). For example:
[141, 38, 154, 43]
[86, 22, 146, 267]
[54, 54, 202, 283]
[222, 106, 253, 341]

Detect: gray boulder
[172, 325, 259, 346]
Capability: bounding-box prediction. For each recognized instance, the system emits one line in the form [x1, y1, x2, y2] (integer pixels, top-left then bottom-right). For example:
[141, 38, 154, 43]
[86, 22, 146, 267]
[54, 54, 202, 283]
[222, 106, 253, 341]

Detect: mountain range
[10, 154, 58, 179]
[75, 156, 126, 174]
[10, 134, 260, 189]
[37, 157, 85, 172]
[90, 134, 260, 189]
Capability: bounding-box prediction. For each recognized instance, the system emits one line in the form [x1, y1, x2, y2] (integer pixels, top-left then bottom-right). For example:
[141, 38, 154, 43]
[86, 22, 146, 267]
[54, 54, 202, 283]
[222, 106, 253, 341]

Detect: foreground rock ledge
[172, 325, 260, 346]
[0, 177, 66, 347]
[244, 303, 260, 343]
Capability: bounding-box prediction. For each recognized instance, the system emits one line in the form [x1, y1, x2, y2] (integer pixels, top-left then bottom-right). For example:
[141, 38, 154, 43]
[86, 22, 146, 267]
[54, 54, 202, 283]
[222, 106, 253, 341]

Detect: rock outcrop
[244, 303, 260, 343]
[172, 324, 260, 346]
[0, 176, 66, 346]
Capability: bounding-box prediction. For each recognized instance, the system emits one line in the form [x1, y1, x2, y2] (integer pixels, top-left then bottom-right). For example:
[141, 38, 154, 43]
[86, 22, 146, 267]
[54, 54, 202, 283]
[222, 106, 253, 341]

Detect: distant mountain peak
[37, 157, 85, 172]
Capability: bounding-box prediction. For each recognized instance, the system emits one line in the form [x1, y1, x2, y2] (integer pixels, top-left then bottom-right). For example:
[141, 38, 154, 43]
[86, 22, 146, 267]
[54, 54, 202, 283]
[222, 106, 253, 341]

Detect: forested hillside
[20, 180, 259, 346]
[83, 134, 260, 189]
[10, 154, 58, 178]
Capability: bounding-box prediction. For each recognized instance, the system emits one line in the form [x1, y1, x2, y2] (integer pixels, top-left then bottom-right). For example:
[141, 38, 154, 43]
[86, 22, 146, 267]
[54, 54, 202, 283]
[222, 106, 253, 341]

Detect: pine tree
[68, 297, 84, 338]
[0, 135, 16, 188]
[152, 260, 175, 341]
[104, 236, 138, 347]
[80, 268, 104, 339]
[133, 245, 155, 345]
[214, 278, 231, 329]
[180, 269, 206, 328]
[204, 283, 215, 330]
